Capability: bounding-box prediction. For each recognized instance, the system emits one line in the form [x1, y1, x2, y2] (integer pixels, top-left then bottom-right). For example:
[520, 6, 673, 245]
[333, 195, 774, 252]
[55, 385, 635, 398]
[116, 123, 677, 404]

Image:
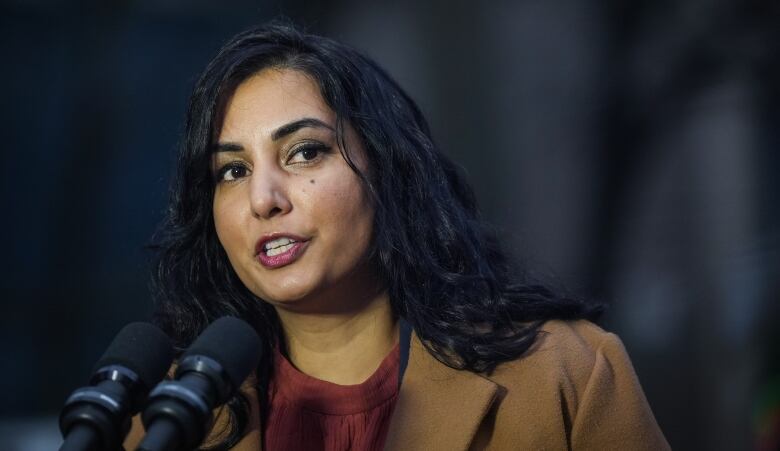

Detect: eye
[216, 162, 250, 183]
[287, 142, 330, 165]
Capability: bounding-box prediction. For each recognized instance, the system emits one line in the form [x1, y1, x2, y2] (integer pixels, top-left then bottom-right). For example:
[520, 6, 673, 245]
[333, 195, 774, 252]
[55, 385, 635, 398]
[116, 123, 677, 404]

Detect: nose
[248, 168, 292, 220]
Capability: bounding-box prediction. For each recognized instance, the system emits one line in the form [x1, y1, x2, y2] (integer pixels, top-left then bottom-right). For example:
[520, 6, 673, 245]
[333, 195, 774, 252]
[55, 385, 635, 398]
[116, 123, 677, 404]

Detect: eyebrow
[271, 117, 335, 141]
[213, 117, 336, 153]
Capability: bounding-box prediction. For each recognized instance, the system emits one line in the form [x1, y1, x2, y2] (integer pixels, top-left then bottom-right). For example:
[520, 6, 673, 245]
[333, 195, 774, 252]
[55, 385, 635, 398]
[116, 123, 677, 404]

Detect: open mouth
[263, 237, 298, 256]
[255, 235, 310, 269]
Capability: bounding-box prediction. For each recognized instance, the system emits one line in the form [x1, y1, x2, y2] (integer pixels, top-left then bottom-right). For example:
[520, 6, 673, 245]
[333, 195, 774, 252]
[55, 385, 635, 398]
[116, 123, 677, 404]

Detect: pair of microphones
[58, 317, 262, 451]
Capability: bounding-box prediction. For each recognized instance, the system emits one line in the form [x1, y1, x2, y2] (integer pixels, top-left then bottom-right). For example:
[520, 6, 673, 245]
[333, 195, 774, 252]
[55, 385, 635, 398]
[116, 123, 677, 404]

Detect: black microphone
[59, 322, 175, 451]
[137, 316, 262, 451]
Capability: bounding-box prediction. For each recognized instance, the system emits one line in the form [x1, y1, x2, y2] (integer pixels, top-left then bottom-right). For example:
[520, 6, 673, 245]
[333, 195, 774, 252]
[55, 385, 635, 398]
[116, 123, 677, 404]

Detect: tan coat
[125, 320, 669, 450]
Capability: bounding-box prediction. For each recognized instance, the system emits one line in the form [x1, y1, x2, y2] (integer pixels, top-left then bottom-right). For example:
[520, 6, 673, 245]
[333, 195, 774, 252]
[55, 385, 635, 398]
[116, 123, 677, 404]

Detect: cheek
[314, 173, 374, 247]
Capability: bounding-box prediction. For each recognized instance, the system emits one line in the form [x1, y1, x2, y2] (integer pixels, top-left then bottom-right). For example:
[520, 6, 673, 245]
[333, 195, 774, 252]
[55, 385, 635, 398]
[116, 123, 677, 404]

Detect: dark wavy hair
[151, 21, 603, 449]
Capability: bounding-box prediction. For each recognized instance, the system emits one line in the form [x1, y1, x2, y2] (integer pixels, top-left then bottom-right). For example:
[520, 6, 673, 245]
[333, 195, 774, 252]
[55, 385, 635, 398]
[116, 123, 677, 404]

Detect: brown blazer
[125, 320, 669, 450]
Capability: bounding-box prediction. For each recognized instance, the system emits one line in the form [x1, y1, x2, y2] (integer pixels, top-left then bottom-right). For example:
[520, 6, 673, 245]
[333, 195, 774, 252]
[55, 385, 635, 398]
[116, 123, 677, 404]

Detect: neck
[275, 289, 398, 385]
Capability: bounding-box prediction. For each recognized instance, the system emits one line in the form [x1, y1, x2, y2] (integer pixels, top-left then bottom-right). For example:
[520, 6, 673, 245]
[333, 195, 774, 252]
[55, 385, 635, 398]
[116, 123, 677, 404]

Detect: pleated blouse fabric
[263, 343, 400, 451]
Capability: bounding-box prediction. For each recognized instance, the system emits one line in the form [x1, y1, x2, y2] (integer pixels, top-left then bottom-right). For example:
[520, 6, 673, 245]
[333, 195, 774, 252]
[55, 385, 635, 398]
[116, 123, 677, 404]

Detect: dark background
[1, 1, 778, 450]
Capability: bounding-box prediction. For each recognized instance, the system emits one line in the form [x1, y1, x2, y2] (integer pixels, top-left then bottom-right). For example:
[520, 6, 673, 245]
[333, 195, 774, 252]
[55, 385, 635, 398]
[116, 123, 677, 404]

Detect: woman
[126, 22, 669, 450]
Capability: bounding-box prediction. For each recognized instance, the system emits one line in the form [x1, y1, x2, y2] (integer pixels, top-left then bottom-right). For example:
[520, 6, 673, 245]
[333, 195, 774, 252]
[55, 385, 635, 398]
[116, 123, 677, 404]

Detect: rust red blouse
[263, 343, 400, 451]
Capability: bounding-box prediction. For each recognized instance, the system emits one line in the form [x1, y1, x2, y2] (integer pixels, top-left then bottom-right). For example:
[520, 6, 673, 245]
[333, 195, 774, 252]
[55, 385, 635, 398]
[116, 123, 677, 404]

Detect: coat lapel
[384, 333, 499, 451]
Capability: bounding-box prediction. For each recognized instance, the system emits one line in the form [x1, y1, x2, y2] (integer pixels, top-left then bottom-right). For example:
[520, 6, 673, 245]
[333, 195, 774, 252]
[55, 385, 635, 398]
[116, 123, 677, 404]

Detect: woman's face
[212, 68, 376, 312]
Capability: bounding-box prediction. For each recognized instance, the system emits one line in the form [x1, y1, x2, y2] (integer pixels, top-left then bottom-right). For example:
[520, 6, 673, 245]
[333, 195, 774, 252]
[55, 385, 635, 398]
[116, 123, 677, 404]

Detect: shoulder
[488, 319, 620, 385]
[485, 319, 621, 413]
[537, 318, 621, 361]
[487, 319, 650, 414]
[482, 319, 669, 450]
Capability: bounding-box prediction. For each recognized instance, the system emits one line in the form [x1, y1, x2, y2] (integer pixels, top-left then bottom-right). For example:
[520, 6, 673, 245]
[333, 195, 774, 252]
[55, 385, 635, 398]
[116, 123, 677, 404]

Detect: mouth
[263, 236, 299, 255]
[255, 234, 310, 269]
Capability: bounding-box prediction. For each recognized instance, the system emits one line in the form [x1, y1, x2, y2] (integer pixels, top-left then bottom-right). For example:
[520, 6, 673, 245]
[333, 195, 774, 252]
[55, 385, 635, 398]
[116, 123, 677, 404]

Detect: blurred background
[1, 0, 778, 449]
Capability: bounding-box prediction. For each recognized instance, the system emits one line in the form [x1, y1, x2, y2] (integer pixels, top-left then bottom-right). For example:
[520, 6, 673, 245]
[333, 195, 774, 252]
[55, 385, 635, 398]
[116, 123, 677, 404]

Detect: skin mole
[310, 179, 315, 184]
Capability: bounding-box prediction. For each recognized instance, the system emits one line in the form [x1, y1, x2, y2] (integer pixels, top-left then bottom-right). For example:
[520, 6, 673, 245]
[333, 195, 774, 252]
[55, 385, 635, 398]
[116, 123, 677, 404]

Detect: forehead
[218, 68, 335, 140]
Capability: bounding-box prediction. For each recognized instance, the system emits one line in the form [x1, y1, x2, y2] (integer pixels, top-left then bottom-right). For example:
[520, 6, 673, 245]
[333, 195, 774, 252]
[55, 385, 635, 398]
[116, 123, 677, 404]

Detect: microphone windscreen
[182, 317, 261, 391]
[93, 322, 175, 388]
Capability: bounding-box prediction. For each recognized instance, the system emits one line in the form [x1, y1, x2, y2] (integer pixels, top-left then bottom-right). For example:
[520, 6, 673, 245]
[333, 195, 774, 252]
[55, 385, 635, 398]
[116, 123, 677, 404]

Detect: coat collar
[383, 331, 499, 450]
[228, 327, 499, 451]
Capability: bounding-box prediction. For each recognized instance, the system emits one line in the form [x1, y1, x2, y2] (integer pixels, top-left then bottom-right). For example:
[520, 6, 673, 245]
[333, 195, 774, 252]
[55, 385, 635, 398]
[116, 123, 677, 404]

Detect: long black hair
[151, 21, 602, 449]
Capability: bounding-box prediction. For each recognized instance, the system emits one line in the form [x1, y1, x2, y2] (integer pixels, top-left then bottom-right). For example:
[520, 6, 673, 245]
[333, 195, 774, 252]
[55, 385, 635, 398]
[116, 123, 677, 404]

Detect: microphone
[137, 316, 261, 451]
[59, 322, 175, 451]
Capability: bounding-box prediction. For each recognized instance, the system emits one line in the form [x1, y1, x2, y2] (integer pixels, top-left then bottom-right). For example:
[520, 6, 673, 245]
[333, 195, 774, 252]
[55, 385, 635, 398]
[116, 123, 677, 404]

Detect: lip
[255, 233, 310, 269]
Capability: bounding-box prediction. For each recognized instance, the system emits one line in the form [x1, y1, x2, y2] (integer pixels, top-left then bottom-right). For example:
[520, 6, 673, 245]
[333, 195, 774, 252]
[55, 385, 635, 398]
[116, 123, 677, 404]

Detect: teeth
[263, 237, 298, 254]
[266, 242, 295, 256]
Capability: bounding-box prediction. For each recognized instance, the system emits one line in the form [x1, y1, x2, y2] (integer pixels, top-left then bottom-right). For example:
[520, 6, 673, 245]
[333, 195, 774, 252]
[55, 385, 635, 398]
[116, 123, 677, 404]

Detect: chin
[264, 289, 311, 304]
[253, 280, 319, 307]
[239, 262, 314, 299]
